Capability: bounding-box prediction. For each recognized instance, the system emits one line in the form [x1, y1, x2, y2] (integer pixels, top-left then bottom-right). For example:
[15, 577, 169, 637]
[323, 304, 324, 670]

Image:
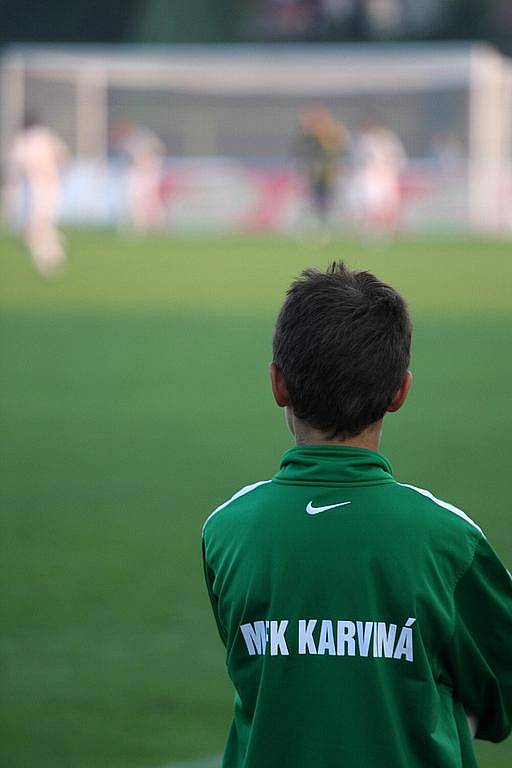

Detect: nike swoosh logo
[306, 500, 352, 515]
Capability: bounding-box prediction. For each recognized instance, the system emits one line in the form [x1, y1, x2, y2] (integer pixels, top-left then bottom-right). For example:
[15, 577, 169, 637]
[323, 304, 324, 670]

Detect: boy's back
[203, 445, 511, 767]
[202, 263, 511, 766]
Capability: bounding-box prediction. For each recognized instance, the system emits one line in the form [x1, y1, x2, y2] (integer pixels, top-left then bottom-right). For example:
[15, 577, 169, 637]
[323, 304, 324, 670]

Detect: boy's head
[271, 262, 412, 442]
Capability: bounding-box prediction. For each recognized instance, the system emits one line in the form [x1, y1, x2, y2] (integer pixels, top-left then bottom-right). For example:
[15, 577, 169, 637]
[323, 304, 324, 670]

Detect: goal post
[468, 46, 512, 232]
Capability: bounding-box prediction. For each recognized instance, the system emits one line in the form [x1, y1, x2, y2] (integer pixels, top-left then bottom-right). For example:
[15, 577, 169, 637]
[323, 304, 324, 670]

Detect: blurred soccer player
[296, 105, 348, 228]
[5, 116, 69, 277]
[110, 121, 166, 232]
[203, 263, 512, 768]
[349, 119, 407, 236]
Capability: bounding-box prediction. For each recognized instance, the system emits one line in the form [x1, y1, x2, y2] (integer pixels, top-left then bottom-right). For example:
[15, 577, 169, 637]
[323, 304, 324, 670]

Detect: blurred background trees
[1, 0, 511, 52]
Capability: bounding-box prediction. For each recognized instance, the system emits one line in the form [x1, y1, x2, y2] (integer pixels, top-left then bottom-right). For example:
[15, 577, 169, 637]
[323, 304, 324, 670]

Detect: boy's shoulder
[202, 479, 273, 538]
[390, 481, 485, 564]
[393, 481, 483, 535]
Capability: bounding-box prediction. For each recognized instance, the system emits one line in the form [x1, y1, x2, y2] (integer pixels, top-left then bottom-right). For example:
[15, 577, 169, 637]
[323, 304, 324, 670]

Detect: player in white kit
[5, 117, 69, 276]
[349, 120, 407, 237]
[110, 122, 166, 232]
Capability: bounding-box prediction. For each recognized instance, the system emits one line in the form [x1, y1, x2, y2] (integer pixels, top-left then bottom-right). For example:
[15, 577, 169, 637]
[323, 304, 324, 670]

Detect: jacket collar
[274, 444, 394, 486]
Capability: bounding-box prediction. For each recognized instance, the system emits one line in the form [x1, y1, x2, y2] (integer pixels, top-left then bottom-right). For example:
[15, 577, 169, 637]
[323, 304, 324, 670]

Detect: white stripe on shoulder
[202, 480, 271, 534]
[399, 483, 483, 535]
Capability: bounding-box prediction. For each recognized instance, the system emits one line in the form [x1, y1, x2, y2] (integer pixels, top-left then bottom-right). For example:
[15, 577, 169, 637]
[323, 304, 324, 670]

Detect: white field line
[158, 754, 222, 768]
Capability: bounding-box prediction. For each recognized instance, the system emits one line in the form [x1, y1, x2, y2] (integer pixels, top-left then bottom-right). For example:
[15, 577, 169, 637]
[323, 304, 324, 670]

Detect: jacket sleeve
[202, 537, 228, 646]
[444, 533, 512, 742]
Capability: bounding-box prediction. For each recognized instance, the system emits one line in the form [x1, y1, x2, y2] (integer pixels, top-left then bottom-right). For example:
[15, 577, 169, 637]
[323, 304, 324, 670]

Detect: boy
[202, 263, 511, 767]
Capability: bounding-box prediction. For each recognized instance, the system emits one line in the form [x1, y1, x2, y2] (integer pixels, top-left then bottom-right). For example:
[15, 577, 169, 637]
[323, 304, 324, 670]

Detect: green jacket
[202, 445, 512, 767]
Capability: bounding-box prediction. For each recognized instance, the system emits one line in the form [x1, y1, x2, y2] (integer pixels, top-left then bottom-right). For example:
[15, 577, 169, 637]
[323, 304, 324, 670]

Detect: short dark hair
[272, 262, 412, 439]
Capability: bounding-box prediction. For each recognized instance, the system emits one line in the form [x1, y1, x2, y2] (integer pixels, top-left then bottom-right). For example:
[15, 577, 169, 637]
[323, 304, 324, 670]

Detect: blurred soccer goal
[1, 42, 511, 233]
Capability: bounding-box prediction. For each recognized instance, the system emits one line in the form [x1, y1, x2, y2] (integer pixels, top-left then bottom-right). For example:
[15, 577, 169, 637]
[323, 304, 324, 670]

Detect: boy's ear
[269, 362, 291, 407]
[387, 370, 413, 413]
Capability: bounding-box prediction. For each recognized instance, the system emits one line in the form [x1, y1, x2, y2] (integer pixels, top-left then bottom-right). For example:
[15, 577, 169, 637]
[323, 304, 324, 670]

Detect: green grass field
[1, 230, 511, 768]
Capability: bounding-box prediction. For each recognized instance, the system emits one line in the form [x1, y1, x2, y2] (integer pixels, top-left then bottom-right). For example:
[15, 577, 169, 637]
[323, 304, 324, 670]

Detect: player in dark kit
[296, 105, 347, 225]
[202, 263, 512, 768]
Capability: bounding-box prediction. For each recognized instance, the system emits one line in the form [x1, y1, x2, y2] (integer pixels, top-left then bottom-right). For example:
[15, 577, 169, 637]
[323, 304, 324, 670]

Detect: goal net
[2, 43, 511, 233]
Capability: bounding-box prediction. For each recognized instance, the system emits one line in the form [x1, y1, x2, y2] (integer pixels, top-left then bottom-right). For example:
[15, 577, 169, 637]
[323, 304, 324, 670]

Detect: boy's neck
[292, 417, 383, 452]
